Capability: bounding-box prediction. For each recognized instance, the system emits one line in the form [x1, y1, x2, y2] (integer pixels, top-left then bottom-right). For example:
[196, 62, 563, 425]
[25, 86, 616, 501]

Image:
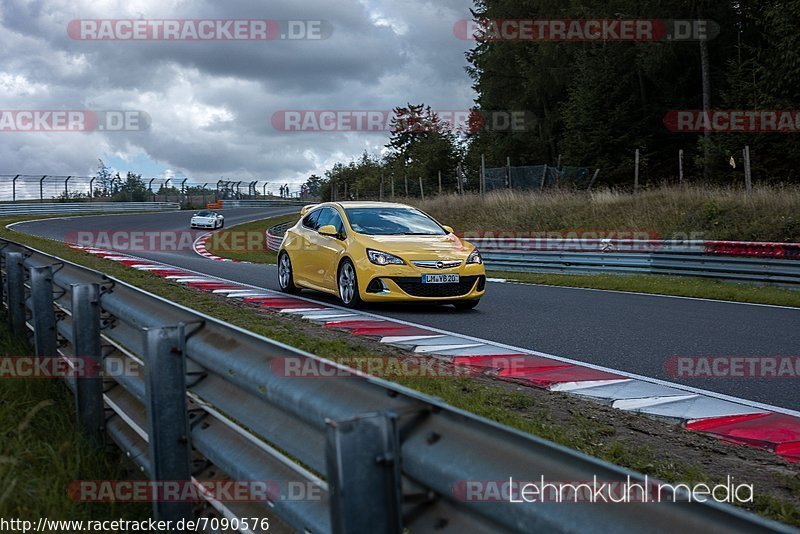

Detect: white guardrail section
[0, 202, 180, 216]
[0, 238, 790, 533]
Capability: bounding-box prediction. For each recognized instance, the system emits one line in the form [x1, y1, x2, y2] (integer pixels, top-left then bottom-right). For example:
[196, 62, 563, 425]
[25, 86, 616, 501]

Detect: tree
[94, 159, 115, 197]
[304, 174, 324, 197]
[385, 104, 460, 196]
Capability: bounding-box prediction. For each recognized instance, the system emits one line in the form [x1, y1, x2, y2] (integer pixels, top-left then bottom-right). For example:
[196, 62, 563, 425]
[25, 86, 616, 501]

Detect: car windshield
[196, 211, 212, 216]
[344, 207, 445, 236]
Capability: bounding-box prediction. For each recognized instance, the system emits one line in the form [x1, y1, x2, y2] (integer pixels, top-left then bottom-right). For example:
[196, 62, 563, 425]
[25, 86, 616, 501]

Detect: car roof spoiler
[299, 204, 318, 216]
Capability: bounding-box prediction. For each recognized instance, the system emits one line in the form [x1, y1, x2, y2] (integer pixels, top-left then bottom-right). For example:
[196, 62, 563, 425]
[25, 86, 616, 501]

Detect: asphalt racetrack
[12, 208, 800, 410]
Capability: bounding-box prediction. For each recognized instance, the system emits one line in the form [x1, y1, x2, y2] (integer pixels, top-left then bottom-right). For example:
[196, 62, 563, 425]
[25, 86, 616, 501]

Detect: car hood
[359, 234, 475, 260]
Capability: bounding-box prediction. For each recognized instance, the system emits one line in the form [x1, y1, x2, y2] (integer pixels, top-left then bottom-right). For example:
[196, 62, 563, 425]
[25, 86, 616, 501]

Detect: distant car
[191, 210, 225, 229]
[277, 201, 485, 309]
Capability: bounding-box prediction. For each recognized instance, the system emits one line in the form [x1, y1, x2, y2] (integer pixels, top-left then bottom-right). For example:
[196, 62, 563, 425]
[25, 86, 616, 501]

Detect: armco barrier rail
[265, 224, 800, 286]
[479, 249, 800, 286]
[0, 202, 180, 216]
[0, 238, 787, 533]
[221, 199, 307, 208]
[266, 221, 293, 252]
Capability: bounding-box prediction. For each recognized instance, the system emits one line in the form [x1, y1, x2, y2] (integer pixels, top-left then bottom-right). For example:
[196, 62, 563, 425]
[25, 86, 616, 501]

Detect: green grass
[0, 313, 150, 523]
[410, 186, 800, 243]
[489, 271, 800, 308]
[2, 215, 799, 526]
[204, 212, 299, 263]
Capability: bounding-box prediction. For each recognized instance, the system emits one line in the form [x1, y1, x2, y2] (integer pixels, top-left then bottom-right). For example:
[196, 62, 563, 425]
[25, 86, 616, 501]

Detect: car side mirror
[318, 225, 338, 237]
[442, 225, 454, 234]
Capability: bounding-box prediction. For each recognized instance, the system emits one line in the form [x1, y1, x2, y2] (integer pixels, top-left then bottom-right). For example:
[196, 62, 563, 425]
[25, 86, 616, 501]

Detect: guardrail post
[72, 283, 104, 446]
[30, 265, 57, 357]
[143, 323, 193, 524]
[4, 252, 26, 336]
[326, 412, 402, 534]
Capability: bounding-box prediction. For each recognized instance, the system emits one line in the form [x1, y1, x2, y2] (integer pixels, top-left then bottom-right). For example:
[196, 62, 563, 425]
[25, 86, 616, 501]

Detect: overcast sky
[0, 0, 475, 188]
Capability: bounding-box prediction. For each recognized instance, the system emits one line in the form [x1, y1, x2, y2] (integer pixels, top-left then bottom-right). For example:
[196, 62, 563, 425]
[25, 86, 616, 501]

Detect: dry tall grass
[408, 185, 800, 242]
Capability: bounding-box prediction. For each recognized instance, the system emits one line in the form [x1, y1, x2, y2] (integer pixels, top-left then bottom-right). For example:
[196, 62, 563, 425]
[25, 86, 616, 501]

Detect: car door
[305, 207, 347, 290]
[293, 208, 321, 284]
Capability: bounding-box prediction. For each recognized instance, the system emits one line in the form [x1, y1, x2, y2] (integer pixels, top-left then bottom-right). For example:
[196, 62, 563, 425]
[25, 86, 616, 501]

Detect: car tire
[453, 299, 480, 310]
[219, 220, 224, 228]
[337, 259, 362, 308]
[278, 251, 300, 294]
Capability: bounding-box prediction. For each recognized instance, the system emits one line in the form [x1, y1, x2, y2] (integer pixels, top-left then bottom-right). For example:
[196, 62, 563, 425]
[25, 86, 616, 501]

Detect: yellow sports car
[277, 201, 485, 309]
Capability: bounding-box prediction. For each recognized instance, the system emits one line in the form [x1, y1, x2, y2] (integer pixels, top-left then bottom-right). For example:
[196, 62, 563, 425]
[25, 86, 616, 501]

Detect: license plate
[422, 274, 460, 284]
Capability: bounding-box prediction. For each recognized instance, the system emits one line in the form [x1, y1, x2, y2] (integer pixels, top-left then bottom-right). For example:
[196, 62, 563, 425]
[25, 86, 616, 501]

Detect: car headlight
[467, 249, 483, 264]
[367, 249, 405, 266]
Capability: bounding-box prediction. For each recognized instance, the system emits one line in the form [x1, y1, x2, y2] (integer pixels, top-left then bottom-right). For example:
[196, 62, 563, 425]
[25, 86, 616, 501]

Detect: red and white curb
[192, 232, 249, 263]
[70, 244, 800, 463]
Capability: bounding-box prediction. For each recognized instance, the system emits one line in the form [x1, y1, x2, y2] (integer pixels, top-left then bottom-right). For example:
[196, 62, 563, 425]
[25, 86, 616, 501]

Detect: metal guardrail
[0, 238, 787, 533]
[480, 249, 800, 286]
[266, 222, 293, 252]
[265, 224, 800, 286]
[221, 200, 307, 208]
[0, 202, 180, 216]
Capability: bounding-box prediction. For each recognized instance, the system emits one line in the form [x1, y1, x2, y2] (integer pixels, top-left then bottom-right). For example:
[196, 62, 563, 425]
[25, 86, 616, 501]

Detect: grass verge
[409, 186, 800, 243]
[0, 311, 150, 522]
[204, 212, 299, 264]
[2, 215, 798, 526]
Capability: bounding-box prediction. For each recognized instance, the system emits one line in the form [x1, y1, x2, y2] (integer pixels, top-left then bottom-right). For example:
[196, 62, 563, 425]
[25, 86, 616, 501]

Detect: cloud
[0, 0, 474, 188]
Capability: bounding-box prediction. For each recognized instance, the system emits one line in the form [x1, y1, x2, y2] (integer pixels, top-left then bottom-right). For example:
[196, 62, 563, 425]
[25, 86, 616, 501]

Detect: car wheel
[337, 259, 362, 308]
[219, 220, 224, 228]
[278, 251, 299, 293]
[453, 299, 480, 310]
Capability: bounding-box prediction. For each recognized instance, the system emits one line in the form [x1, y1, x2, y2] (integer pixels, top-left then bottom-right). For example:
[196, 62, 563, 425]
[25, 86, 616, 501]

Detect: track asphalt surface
[12, 208, 800, 410]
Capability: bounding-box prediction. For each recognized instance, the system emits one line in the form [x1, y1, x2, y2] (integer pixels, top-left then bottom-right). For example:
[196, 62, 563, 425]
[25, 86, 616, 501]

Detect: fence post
[5, 251, 26, 336]
[678, 149, 684, 184]
[634, 149, 640, 193]
[72, 283, 104, 446]
[326, 413, 402, 534]
[506, 157, 512, 190]
[540, 164, 548, 191]
[40, 175, 46, 202]
[143, 324, 193, 524]
[30, 265, 57, 358]
[390, 176, 394, 200]
[419, 176, 424, 200]
[64, 176, 71, 199]
[438, 171, 442, 195]
[480, 154, 486, 199]
[12, 175, 19, 202]
[380, 175, 384, 201]
[743, 145, 752, 193]
[588, 168, 600, 191]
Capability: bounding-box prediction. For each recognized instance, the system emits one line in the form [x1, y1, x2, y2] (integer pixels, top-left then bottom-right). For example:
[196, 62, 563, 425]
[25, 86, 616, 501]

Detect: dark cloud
[0, 0, 474, 184]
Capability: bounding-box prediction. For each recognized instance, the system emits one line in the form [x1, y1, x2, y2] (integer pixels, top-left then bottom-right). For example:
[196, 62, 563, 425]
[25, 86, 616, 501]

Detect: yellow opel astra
[277, 202, 485, 309]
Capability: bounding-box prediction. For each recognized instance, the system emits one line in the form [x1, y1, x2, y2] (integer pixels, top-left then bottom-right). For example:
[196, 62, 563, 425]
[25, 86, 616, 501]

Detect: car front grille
[390, 276, 482, 298]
